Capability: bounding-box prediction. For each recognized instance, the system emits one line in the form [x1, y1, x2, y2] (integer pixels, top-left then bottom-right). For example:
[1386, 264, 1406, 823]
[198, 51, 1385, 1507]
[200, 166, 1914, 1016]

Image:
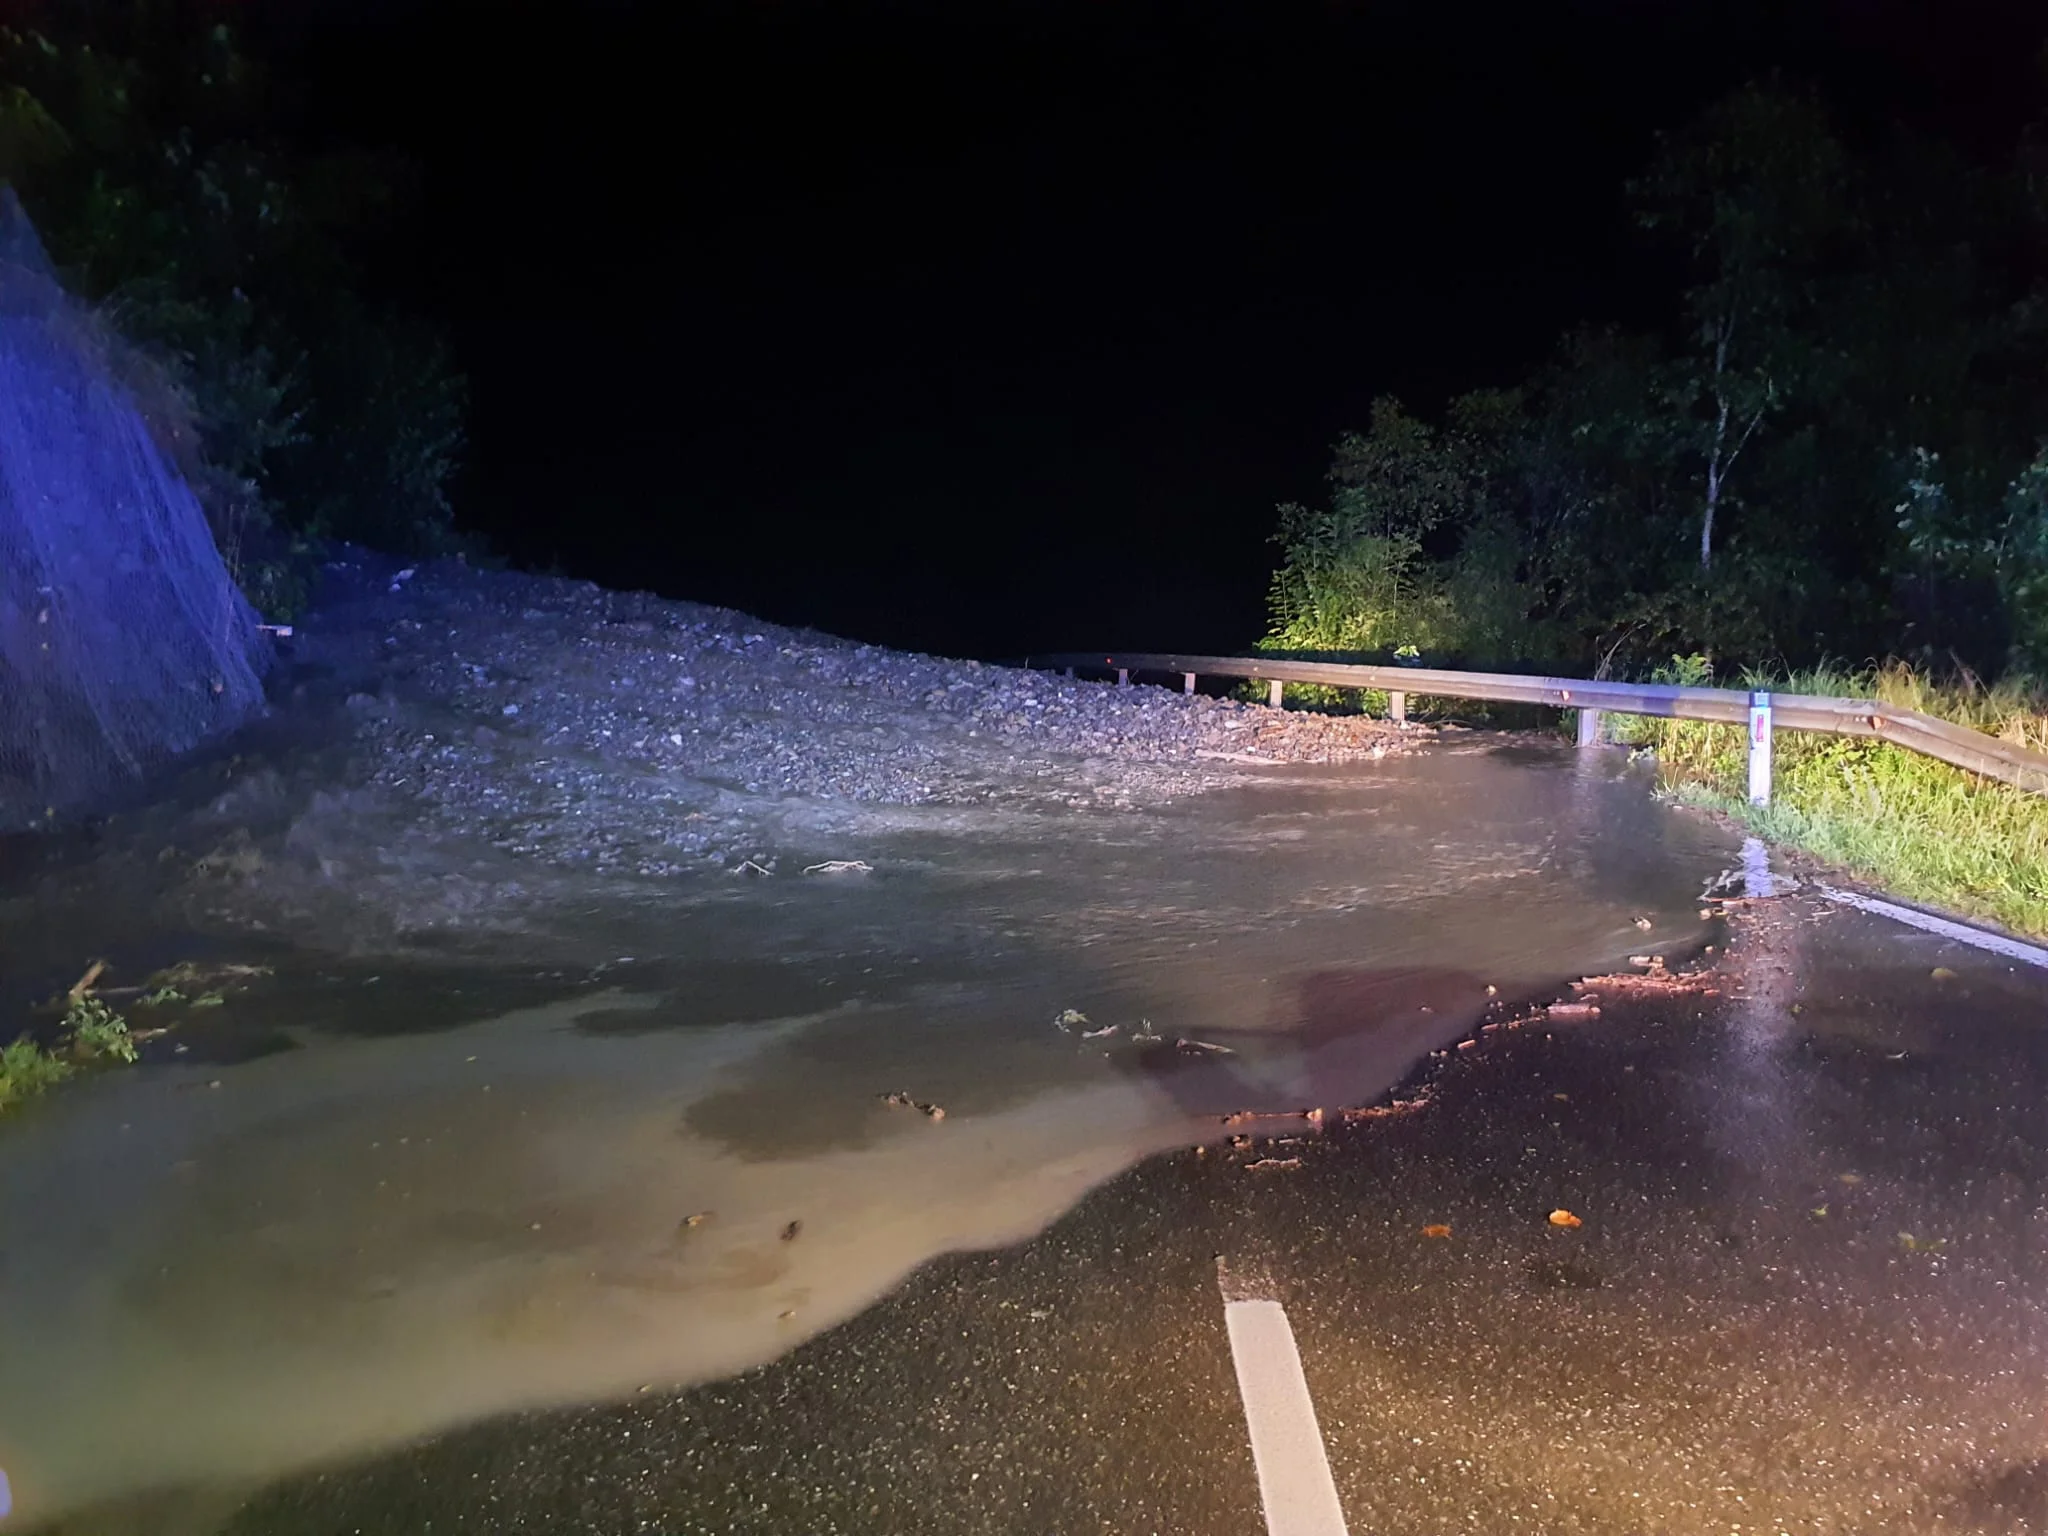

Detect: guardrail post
[1268, 679, 1284, 709]
[1183, 672, 1196, 695]
[1117, 667, 1129, 687]
[1748, 691, 1773, 805]
[1576, 708, 1600, 748]
[1063, 666, 1074, 679]
[1388, 689, 1406, 724]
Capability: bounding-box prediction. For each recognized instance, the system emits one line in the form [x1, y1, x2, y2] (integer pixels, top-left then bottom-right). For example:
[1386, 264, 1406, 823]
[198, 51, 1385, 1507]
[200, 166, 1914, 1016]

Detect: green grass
[0, 980, 141, 1114]
[1614, 662, 2048, 938]
[0, 1036, 76, 1110]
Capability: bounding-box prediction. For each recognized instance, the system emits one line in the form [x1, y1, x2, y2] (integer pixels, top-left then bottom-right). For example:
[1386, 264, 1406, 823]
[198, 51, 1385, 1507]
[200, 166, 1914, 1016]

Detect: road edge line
[1815, 883, 2048, 969]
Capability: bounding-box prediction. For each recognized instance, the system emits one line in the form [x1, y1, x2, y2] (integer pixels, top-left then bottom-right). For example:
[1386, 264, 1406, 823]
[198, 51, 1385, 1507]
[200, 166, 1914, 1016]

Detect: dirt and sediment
[13, 550, 1419, 960]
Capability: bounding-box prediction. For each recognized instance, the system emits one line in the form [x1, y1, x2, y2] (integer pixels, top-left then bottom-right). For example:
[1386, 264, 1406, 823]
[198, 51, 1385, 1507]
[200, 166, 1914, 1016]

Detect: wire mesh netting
[0, 191, 270, 829]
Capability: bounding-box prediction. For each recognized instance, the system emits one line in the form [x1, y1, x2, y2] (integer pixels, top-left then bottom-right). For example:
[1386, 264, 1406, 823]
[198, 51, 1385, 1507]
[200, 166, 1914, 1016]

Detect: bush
[64, 995, 138, 1064]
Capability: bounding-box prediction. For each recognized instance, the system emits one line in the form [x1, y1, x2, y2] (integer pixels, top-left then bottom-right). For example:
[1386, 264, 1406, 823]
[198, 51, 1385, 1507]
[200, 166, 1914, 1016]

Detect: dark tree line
[0, 1, 466, 616]
[1268, 80, 2048, 678]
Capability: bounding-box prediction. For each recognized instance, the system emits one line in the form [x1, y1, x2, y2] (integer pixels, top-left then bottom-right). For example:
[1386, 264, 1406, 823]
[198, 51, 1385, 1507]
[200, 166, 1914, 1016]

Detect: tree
[1264, 395, 1519, 658]
[1633, 82, 1850, 571]
[1274, 77, 2048, 678]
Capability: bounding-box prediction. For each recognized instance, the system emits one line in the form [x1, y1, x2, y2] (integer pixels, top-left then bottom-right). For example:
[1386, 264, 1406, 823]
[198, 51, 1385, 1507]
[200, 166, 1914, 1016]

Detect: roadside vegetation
[0, 964, 138, 1112]
[1610, 662, 2048, 938]
[1260, 79, 2048, 933]
[0, 8, 468, 618]
[1261, 81, 2048, 683]
[0, 959, 264, 1113]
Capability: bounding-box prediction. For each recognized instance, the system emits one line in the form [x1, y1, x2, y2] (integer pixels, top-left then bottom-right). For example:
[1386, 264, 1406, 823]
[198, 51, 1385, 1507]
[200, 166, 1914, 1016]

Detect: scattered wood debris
[1341, 1097, 1428, 1122]
[879, 1090, 946, 1119]
[1220, 1108, 1312, 1128]
[1176, 1037, 1236, 1056]
[1570, 962, 1713, 997]
[780, 1220, 803, 1242]
[802, 859, 873, 875]
[1244, 1157, 1302, 1172]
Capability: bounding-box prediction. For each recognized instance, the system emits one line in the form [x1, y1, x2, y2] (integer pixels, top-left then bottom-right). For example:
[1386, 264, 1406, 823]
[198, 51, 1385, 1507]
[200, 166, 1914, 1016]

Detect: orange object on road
[1548, 1209, 1583, 1228]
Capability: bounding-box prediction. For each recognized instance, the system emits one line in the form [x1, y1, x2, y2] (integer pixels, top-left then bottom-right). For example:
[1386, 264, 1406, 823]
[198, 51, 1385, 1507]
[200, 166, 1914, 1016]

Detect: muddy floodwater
[0, 741, 1736, 1526]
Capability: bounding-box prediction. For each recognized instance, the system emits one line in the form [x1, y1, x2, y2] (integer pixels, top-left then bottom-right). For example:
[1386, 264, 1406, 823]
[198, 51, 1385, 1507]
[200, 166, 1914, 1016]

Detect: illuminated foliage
[1269, 80, 2048, 678]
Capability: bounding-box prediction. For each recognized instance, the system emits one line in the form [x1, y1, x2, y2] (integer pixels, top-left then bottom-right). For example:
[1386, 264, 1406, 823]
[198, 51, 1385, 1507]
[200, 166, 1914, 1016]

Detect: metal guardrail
[1039, 652, 2048, 802]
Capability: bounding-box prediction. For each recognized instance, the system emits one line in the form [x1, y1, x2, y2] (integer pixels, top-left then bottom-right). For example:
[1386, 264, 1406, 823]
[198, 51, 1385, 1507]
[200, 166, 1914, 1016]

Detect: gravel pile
[128, 552, 1419, 949]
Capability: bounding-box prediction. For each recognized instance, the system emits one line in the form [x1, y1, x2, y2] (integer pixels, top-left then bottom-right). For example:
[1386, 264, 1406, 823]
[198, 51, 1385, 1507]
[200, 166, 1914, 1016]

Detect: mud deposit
[0, 556, 1742, 1528]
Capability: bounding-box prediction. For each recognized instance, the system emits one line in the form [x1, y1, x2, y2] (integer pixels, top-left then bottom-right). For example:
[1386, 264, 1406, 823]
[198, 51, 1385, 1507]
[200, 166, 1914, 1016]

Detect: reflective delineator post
[1748, 690, 1773, 805]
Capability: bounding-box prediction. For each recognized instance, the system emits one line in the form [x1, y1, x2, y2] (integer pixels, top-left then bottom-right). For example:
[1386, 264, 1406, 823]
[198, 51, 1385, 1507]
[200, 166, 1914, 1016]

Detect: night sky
[268, 0, 2047, 660]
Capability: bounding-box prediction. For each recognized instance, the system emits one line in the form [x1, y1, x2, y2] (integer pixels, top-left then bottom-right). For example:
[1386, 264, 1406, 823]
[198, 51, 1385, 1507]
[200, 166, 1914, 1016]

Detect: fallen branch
[1220, 1107, 1317, 1128]
[1340, 1096, 1429, 1122]
[879, 1090, 946, 1120]
[1570, 966, 1713, 996]
[67, 959, 108, 1003]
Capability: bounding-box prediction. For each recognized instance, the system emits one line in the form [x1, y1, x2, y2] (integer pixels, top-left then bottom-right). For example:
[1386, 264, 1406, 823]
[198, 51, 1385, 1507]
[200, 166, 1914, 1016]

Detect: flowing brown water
[0, 741, 1736, 1525]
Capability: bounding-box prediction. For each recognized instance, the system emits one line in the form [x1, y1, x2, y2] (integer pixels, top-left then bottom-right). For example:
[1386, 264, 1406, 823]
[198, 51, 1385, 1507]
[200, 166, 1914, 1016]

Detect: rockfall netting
[0, 191, 270, 828]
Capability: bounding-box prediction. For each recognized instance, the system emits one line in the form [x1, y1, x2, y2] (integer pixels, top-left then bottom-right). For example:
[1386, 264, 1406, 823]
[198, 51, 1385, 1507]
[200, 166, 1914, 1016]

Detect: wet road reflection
[206, 895, 2048, 1536]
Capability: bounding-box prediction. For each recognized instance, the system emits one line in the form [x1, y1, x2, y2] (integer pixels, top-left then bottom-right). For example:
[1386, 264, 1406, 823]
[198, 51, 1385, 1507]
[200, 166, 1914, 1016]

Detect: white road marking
[1224, 1298, 1352, 1536]
[1816, 884, 2048, 970]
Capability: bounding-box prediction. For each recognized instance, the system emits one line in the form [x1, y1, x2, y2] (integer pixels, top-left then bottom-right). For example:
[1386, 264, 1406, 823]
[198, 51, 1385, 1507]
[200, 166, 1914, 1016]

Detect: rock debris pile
[133, 553, 1419, 948]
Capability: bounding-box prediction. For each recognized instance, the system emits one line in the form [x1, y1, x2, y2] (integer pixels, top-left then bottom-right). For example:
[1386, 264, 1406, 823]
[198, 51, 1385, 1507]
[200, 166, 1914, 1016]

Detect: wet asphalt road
[147, 896, 2048, 1534]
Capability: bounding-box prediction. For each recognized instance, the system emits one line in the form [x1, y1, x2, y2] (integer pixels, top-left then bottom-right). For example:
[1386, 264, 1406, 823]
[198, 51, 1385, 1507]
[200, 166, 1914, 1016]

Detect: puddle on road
[0, 743, 1736, 1525]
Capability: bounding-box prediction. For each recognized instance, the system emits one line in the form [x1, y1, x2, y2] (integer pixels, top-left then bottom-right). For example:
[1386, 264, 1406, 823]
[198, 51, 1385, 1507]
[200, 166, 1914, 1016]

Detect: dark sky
[268, 0, 2048, 660]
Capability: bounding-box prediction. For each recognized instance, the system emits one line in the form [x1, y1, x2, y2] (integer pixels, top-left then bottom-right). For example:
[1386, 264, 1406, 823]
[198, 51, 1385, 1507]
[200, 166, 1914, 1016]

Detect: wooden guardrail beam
[1040, 652, 2048, 799]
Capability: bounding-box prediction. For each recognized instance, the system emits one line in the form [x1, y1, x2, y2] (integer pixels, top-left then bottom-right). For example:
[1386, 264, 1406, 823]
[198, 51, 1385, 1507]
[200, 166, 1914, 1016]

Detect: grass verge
[1613, 662, 2048, 939]
[0, 967, 141, 1113]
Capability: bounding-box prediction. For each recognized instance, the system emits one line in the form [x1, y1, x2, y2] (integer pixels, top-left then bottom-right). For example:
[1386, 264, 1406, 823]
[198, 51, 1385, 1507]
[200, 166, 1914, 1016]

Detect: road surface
[212, 893, 2048, 1536]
